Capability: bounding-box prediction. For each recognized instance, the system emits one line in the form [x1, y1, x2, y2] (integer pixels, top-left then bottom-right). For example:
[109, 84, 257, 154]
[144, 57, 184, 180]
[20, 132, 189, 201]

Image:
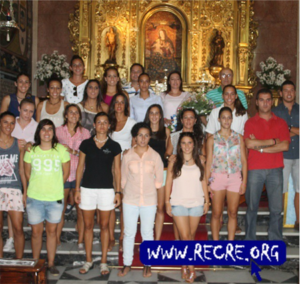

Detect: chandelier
[0, 0, 19, 42]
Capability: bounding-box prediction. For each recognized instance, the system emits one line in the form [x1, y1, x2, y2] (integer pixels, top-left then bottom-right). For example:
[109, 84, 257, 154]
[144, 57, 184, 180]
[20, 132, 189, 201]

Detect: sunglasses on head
[73, 86, 77, 97]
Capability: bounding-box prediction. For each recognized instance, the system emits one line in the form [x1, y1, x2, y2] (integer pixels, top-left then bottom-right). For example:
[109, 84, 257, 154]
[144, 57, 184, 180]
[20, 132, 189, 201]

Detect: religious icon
[105, 27, 117, 64]
[145, 11, 182, 81]
[209, 30, 225, 67]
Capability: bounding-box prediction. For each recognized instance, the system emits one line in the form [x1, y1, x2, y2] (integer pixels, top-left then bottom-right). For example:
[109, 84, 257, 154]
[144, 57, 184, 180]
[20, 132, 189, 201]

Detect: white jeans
[123, 203, 157, 266]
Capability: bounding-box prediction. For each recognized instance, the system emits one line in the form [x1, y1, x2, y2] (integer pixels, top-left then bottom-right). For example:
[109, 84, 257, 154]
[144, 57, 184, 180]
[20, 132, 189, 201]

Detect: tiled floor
[45, 265, 299, 284]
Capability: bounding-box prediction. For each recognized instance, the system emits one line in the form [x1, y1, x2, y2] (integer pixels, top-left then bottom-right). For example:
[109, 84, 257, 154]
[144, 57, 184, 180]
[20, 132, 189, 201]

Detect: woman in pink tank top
[165, 132, 209, 283]
[101, 67, 128, 106]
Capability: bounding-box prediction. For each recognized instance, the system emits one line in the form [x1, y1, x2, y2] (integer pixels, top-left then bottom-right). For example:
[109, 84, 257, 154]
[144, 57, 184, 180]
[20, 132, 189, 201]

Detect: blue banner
[140, 241, 286, 266]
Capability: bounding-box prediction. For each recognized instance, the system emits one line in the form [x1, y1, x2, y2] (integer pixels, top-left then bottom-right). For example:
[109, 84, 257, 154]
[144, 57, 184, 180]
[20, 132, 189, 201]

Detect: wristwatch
[260, 148, 264, 153]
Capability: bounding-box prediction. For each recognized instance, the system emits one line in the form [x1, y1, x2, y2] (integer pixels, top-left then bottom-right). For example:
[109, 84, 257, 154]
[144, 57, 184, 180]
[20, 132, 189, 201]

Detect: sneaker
[64, 204, 74, 215]
[78, 243, 85, 253]
[49, 265, 60, 276]
[3, 237, 14, 252]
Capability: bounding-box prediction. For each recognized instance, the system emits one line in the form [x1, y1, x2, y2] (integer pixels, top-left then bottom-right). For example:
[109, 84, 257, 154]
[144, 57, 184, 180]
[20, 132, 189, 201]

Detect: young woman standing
[108, 93, 136, 252]
[165, 132, 209, 283]
[3, 99, 37, 253]
[160, 71, 190, 127]
[130, 73, 163, 122]
[75, 112, 121, 275]
[79, 79, 109, 135]
[118, 122, 164, 278]
[61, 55, 88, 104]
[0, 112, 27, 259]
[206, 107, 247, 241]
[101, 67, 128, 106]
[144, 104, 172, 240]
[36, 74, 69, 127]
[0, 73, 39, 118]
[56, 104, 90, 250]
[24, 119, 70, 275]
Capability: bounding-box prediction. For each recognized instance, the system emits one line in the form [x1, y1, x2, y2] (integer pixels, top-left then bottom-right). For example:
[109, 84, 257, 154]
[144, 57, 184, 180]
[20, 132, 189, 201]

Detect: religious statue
[105, 27, 117, 64]
[209, 30, 225, 67]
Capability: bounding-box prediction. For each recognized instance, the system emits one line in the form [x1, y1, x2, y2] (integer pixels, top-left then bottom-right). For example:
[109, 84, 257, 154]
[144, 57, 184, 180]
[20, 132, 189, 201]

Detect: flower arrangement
[256, 57, 291, 90]
[34, 51, 70, 85]
[167, 89, 215, 132]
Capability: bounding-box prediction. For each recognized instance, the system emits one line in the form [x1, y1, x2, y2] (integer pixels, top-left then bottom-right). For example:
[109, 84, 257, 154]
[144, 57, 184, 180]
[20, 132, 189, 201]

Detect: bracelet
[115, 191, 122, 195]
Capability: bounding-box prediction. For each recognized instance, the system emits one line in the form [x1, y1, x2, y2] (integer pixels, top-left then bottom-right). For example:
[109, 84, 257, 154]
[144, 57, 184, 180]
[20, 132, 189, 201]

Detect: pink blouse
[121, 146, 164, 206]
[56, 125, 91, 182]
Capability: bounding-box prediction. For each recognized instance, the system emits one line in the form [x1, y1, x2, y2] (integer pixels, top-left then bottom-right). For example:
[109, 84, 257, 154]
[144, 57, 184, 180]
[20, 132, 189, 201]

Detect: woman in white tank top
[165, 132, 209, 283]
[36, 74, 68, 127]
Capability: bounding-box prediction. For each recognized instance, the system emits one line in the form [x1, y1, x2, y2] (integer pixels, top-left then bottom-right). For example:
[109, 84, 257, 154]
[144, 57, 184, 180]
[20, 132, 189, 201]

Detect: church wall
[249, 0, 298, 115]
[36, 0, 76, 96]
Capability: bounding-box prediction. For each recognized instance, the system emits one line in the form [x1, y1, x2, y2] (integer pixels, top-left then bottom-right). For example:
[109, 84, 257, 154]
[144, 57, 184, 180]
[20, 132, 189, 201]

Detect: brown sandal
[118, 265, 131, 277]
[181, 266, 188, 279]
[143, 265, 152, 278]
[186, 270, 196, 283]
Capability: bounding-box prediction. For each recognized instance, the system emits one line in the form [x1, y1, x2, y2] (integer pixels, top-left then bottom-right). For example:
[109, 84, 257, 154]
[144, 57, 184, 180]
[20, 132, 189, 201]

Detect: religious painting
[144, 11, 182, 81]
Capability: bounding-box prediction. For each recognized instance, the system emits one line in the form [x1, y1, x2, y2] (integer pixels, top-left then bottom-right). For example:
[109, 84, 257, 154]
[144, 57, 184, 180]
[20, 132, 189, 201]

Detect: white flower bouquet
[34, 51, 70, 85]
[256, 57, 291, 90]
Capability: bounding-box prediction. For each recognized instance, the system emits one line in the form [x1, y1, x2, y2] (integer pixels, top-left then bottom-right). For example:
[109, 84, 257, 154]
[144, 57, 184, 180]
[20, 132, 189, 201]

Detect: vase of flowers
[256, 57, 291, 90]
[34, 51, 70, 85]
[168, 89, 215, 132]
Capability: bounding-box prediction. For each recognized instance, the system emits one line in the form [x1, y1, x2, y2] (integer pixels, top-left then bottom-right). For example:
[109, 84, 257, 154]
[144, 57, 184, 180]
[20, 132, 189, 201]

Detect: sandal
[181, 266, 188, 279]
[235, 226, 242, 234]
[100, 263, 110, 275]
[186, 270, 196, 283]
[118, 265, 131, 277]
[143, 265, 152, 278]
[79, 261, 94, 274]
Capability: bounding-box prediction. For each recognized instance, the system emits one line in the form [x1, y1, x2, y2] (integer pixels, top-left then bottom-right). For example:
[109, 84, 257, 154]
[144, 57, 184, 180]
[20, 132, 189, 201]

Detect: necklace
[185, 158, 192, 165]
[0, 137, 12, 148]
[16, 95, 25, 102]
[94, 136, 108, 144]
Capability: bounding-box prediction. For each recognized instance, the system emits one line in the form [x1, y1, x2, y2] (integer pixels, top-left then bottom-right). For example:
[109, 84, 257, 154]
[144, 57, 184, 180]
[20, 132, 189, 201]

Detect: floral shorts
[0, 188, 24, 212]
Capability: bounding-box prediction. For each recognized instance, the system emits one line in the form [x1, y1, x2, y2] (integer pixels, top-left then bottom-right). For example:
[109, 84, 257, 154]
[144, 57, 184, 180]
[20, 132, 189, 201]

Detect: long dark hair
[166, 70, 183, 93]
[33, 119, 58, 150]
[176, 108, 204, 153]
[108, 93, 129, 133]
[81, 79, 103, 111]
[172, 132, 204, 181]
[223, 85, 246, 117]
[144, 104, 166, 140]
[101, 67, 124, 97]
[63, 104, 82, 133]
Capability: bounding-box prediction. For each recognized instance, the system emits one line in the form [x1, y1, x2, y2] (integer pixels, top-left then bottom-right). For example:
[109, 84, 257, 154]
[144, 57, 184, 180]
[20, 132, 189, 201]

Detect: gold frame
[139, 5, 189, 83]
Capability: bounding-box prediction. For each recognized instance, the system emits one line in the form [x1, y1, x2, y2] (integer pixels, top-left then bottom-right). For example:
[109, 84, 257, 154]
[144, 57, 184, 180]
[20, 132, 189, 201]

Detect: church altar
[68, 0, 258, 105]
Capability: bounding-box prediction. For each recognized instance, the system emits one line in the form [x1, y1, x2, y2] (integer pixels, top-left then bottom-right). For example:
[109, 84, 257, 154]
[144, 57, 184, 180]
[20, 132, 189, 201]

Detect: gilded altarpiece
[68, 0, 258, 101]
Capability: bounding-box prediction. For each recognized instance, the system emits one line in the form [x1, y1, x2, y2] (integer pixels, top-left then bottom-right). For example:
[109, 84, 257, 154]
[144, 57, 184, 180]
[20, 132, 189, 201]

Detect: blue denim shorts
[64, 180, 76, 189]
[171, 205, 204, 217]
[26, 197, 64, 225]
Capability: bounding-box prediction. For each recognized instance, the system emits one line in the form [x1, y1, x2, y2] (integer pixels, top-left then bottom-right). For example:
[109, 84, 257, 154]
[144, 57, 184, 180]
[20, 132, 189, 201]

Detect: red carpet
[118, 213, 208, 268]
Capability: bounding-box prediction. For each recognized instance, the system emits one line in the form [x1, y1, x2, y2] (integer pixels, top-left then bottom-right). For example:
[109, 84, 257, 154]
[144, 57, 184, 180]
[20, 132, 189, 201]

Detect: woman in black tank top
[144, 104, 172, 240]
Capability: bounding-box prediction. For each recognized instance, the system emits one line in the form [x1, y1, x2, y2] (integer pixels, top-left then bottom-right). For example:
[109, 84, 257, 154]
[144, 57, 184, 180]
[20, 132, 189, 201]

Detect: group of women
[0, 55, 248, 283]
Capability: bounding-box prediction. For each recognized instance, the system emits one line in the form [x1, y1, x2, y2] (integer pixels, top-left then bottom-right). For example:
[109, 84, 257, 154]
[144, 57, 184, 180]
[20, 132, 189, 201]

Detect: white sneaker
[3, 237, 14, 252]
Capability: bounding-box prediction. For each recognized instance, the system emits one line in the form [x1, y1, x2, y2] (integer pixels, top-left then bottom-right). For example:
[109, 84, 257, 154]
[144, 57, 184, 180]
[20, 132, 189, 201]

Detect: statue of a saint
[210, 30, 225, 67]
[105, 27, 117, 64]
